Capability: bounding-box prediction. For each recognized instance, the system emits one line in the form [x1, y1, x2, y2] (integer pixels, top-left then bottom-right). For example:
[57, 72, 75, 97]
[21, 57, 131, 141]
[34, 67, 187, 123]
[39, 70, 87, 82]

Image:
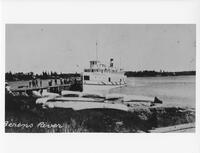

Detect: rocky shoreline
[5, 94, 195, 133]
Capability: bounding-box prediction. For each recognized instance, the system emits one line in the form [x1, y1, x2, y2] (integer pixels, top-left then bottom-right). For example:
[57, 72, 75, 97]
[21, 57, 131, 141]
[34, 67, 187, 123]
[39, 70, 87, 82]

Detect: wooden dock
[149, 123, 195, 133]
[11, 84, 71, 92]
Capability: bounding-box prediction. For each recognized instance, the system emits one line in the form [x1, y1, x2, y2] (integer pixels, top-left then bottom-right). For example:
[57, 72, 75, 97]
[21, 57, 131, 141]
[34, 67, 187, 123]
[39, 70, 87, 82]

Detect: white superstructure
[83, 58, 127, 93]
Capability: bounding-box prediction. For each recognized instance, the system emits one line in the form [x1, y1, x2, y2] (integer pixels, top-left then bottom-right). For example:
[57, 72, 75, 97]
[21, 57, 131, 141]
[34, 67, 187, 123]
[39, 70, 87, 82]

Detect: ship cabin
[84, 59, 120, 73]
[83, 59, 126, 85]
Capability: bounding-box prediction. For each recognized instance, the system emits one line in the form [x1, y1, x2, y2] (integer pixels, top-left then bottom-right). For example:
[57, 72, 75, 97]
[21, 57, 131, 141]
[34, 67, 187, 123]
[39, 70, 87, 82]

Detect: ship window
[108, 77, 111, 82]
[84, 75, 90, 80]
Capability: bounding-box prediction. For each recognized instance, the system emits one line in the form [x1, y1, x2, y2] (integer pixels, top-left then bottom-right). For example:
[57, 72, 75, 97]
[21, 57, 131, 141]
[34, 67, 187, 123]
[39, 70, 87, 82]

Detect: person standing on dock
[40, 79, 42, 87]
[32, 80, 35, 87]
[29, 81, 31, 88]
[60, 78, 63, 85]
[55, 79, 57, 85]
[35, 79, 38, 87]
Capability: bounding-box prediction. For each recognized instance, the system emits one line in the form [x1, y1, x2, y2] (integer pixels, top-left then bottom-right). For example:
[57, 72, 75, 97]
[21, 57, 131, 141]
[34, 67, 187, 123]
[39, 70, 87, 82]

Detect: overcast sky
[6, 24, 196, 73]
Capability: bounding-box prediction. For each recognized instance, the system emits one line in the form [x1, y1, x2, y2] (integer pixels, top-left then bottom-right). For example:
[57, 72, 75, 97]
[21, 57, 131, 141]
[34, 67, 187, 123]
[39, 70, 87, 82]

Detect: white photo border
[1, 1, 200, 153]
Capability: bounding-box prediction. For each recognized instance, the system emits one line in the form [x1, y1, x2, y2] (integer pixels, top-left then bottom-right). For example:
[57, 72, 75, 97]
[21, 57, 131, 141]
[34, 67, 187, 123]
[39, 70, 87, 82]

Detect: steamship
[83, 58, 127, 93]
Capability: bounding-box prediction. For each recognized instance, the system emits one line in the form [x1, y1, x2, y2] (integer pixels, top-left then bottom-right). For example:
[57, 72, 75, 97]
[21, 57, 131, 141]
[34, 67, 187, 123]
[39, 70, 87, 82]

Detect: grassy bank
[5, 95, 195, 133]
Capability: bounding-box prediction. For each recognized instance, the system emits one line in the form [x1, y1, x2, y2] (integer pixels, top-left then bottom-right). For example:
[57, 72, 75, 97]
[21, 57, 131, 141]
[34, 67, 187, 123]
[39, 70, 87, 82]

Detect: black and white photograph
[5, 24, 196, 133]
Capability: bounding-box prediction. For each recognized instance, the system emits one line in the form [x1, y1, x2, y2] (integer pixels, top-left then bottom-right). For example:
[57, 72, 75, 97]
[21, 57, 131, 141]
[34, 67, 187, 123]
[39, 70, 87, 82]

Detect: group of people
[48, 78, 69, 86]
[29, 79, 42, 88]
[60, 78, 69, 85]
[28, 78, 71, 88]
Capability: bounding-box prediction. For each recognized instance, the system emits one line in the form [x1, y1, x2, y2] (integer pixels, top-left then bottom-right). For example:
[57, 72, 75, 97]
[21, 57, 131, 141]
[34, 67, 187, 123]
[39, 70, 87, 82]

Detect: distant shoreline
[126, 74, 195, 78]
[124, 71, 196, 77]
[5, 71, 195, 81]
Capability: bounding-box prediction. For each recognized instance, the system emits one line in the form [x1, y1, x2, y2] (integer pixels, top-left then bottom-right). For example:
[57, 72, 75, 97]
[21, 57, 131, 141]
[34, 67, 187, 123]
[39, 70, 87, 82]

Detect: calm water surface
[8, 76, 195, 108]
[110, 76, 195, 108]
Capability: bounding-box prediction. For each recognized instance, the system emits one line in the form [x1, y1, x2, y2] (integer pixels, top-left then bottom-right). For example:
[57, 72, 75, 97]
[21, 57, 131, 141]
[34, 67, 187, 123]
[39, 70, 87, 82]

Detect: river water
[109, 76, 195, 108]
[8, 76, 195, 108]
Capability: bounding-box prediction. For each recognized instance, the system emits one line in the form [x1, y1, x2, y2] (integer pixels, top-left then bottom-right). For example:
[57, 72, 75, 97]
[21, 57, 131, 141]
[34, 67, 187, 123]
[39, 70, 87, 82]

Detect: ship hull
[83, 83, 126, 94]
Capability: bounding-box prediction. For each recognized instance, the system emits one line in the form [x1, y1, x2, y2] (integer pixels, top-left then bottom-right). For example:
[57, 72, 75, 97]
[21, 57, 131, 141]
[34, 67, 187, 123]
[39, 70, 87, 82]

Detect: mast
[120, 56, 121, 71]
[96, 40, 98, 61]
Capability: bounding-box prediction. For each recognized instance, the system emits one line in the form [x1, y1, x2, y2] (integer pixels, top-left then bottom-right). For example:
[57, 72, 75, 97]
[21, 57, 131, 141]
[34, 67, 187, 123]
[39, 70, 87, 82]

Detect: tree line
[124, 70, 196, 77]
[5, 70, 196, 81]
[5, 71, 81, 81]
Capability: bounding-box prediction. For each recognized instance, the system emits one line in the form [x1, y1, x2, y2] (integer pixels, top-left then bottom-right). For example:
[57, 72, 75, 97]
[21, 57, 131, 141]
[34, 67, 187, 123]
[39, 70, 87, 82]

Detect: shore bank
[5, 95, 195, 133]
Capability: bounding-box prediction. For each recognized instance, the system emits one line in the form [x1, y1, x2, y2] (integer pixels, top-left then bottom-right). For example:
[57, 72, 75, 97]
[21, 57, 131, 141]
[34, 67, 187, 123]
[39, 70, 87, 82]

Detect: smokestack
[110, 58, 114, 67]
